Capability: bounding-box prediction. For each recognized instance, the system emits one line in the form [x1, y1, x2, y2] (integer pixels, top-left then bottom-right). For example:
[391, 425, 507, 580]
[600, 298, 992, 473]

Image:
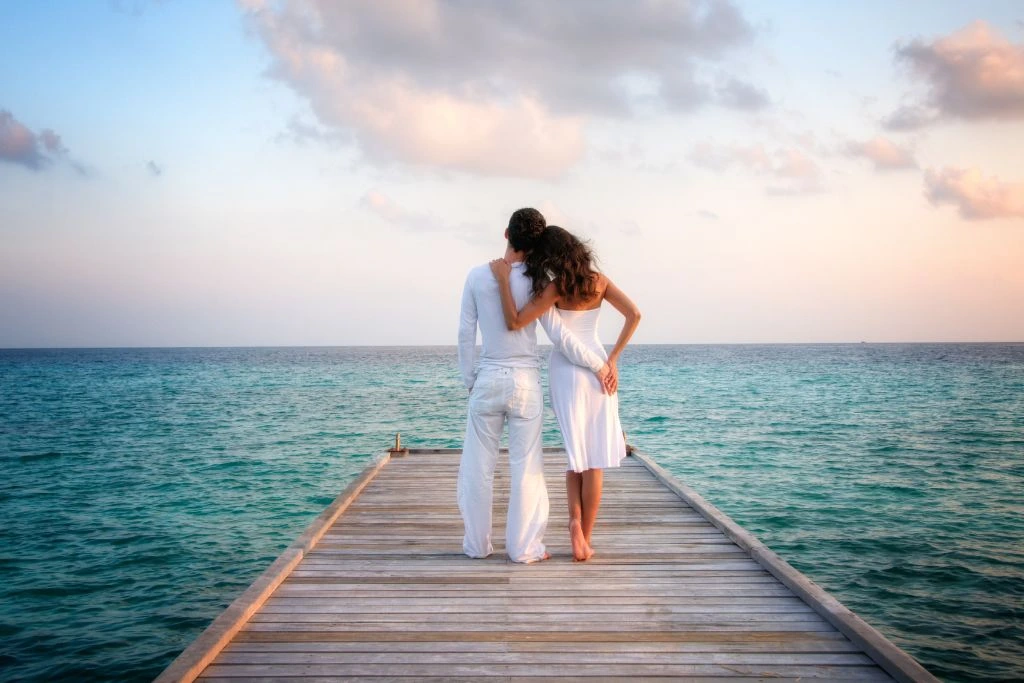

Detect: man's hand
[596, 362, 618, 395]
[489, 258, 512, 281]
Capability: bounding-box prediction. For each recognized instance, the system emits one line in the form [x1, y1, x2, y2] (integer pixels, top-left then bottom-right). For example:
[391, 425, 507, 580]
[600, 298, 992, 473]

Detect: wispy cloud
[688, 141, 822, 194]
[715, 77, 770, 111]
[360, 190, 436, 229]
[275, 115, 348, 147]
[887, 21, 1024, 128]
[845, 136, 917, 170]
[881, 104, 938, 131]
[924, 166, 1024, 220]
[359, 190, 489, 243]
[242, 0, 762, 177]
[0, 109, 72, 171]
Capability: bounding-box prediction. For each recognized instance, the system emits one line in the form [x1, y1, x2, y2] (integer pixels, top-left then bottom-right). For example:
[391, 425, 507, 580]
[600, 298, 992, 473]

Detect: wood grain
[151, 447, 936, 682]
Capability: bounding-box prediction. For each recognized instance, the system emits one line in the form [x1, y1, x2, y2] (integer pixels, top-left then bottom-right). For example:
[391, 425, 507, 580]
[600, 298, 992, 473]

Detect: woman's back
[554, 273, 607, 311]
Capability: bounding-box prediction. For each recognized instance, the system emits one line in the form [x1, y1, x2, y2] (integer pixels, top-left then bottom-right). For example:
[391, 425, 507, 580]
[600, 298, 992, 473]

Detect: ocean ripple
[0, 344, 1021, 682]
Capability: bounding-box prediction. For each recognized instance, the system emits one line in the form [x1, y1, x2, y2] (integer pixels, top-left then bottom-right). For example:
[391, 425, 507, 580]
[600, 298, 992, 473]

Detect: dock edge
[154, 450, 392, 683]
[628, 447, 939, 683]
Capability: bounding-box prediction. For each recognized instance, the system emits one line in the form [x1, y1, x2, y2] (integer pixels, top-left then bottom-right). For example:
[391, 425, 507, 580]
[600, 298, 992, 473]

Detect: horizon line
[2, 340, 1023, 351]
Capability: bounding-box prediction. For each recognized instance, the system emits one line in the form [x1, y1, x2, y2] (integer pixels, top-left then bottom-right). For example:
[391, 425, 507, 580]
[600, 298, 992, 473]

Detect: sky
[1, 0, 1022, 347]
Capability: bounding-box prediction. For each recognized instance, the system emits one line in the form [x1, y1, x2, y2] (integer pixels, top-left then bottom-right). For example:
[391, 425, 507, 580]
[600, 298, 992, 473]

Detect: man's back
[458, 262, 539, 389]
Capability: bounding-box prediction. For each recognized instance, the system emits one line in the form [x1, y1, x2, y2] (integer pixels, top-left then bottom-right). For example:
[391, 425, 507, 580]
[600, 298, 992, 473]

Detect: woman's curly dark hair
[524, 225, 599, 303]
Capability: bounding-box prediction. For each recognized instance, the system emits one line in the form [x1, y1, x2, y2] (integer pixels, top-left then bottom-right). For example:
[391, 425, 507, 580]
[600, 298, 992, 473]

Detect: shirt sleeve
[538, 307, 605, 373]
[457, 271, 479, 389]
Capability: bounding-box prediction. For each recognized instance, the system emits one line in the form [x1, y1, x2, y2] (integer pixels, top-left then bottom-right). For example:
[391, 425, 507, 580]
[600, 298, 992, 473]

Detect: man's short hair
[507, 208, 547, 252]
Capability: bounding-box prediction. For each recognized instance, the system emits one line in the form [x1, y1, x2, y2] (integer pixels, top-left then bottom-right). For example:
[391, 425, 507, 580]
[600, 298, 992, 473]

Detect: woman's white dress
[548, 306, 627, 473]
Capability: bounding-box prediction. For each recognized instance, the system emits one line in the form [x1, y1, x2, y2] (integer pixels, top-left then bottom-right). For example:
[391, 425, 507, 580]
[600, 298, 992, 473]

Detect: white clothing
[458, 366, 546, 562]
[456, 260, 601, 563]
[548, 306, 627, 473]
[457, 262, 605, 391]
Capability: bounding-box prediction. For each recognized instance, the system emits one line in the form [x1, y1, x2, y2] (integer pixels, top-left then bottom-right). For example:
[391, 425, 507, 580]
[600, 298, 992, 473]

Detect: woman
[490, 226, 641, 561]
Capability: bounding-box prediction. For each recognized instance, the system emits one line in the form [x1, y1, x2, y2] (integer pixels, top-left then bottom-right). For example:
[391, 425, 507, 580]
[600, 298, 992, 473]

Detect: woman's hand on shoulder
[489, 258, 512, 281]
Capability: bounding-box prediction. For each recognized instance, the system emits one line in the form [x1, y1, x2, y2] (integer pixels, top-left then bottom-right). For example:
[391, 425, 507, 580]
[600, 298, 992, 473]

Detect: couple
[457, 207, 641, 563]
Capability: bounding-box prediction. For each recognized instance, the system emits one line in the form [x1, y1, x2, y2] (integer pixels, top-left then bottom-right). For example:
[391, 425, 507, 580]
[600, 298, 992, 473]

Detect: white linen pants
[458, 366, 548, 563]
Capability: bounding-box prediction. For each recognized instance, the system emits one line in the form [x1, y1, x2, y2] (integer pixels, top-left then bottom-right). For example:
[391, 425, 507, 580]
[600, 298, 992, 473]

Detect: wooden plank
[231, 629, 853, 643]
[198, 678, 867, 683]
[213, 651, 877, 665]
[239, 621, 843, 632]
[199, 662, 894, 679]
[222, 639, 865, 654]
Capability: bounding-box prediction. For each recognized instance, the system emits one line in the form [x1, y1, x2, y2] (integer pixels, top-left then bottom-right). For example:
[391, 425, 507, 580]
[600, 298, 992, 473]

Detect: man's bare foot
[569, 519, 589, 561]
[582, 541, 595, 562]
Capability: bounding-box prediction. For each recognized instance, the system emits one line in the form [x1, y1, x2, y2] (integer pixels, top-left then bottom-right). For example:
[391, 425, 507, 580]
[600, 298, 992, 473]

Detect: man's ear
[503, 228, 509, 240]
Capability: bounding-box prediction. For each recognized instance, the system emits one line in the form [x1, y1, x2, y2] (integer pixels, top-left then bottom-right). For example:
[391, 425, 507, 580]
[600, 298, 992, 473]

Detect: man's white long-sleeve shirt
[457, 262, 605, 390]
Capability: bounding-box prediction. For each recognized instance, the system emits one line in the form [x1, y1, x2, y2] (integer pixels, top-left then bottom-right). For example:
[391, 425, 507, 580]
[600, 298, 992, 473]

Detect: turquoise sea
[1, 344, 1022, 682]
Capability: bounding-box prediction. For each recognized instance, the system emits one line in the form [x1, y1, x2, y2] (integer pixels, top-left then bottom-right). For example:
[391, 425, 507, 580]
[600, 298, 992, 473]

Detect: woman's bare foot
[569, 519, 589, 561]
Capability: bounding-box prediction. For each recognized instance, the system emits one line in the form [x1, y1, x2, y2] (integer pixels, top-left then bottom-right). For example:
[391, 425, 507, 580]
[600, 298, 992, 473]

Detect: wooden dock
[157, 447, 937, 682]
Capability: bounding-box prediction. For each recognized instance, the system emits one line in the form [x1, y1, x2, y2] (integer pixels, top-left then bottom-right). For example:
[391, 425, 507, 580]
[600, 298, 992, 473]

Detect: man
[457, 208, 612, 563]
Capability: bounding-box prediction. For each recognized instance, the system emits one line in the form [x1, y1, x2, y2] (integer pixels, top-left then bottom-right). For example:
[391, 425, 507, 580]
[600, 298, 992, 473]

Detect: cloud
[0, 109, 70, 171]
[924, 166, 1024, 220]
[146, 160, 162, 176]
[715, 77, 770, 111]
[359, 189, 490, 243]
[688, 141, 822, 193]
[276, 115, 349, 146]
[845, 136, 917, 170]
[688, 141, 762, 172]
[889, 21, 1024, 125]
[242, 0, 760, 177]
[360, 190, 435, 228]
[881, 104, 938, 131]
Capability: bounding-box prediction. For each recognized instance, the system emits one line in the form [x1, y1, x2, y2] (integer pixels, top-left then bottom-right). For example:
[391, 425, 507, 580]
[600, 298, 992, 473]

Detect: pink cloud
[688, 142, 822, 193]
[242, 0, 761, 178]
[359, 189, 489, 243]
[924, 166, 1024, 220]
[846, 136, 917, 170]
[0, 109, 68, 171]
[890, 21, 1024, 126]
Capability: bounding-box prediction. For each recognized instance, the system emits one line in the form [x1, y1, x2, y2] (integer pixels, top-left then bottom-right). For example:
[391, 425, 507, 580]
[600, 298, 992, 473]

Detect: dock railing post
[389, 432, 409, 457]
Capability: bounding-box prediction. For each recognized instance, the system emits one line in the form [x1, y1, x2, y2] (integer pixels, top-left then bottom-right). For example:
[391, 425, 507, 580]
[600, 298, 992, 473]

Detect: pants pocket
[469, 379, 493, 411]
[511, 375, 542, 421]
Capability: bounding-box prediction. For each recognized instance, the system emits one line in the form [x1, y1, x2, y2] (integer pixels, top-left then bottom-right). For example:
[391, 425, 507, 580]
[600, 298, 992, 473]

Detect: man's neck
[504, 245, 526, 264]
